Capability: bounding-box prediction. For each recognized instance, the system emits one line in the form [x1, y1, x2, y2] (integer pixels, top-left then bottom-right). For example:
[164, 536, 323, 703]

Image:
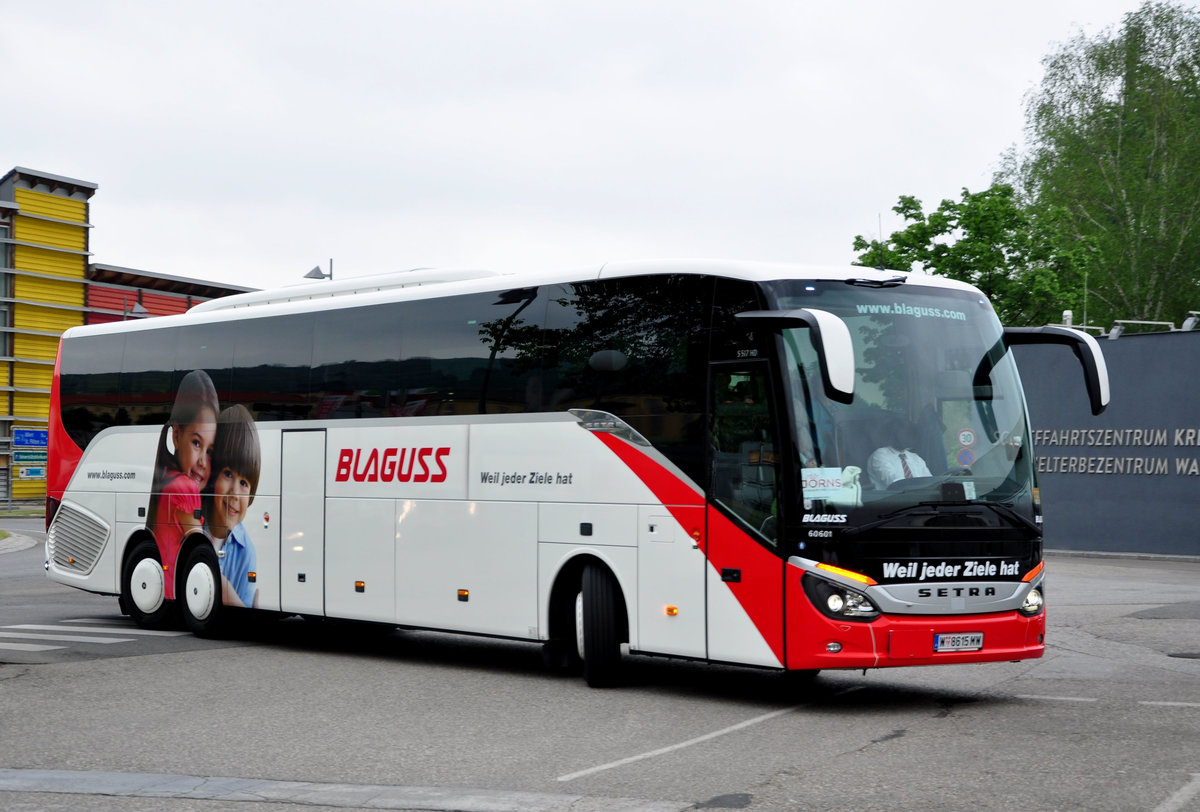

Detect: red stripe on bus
[592, 431, 785, 665]
[48, 342, 83, 498]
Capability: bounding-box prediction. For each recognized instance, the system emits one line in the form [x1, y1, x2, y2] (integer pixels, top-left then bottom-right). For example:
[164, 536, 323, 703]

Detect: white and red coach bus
[44, 260, 1108, 686]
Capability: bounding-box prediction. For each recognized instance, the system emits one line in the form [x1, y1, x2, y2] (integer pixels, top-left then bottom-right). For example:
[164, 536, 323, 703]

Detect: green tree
[855, 2, 1200, 330]
[1017, 0, 1200, 327]
[853, 184, 1077, 326]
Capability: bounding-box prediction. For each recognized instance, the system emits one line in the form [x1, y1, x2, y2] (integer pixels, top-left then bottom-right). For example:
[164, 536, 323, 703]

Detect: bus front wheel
[578, 563, 623, 688]
[180, 544, 224, 637]
[121, 539, 172, 629]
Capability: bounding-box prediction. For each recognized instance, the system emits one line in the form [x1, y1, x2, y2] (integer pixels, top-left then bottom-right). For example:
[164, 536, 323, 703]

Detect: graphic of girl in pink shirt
[145, 369, 218, 600]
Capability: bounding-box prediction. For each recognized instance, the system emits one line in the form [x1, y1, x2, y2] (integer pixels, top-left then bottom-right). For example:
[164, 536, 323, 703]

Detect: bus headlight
[802, 573, 880, 622]
[1019, 587, 1044, 616]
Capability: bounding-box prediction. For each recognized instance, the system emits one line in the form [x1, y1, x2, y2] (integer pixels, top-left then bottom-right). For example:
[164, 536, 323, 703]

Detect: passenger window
[312, 304, 407, 419]
[404, 289, 544, 415]
[122, 327, 179, 426]
[60, 333, 126, 449]
[545, 276, 709, 485]
[174, 323, 237, 404]
[233, 313, 315, 420]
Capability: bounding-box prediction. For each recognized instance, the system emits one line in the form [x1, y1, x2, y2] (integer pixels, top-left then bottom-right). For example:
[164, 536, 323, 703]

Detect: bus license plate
[935, 632, 983, 652]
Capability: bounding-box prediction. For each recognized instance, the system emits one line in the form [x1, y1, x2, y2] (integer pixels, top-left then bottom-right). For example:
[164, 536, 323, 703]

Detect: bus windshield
[766, 279, 1035, 529]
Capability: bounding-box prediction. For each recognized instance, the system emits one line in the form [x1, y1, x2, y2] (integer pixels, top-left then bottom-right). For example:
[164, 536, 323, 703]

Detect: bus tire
[121, 539, 172, 629]
[580, 563, 623, 688]
[180, 543, 224, 637]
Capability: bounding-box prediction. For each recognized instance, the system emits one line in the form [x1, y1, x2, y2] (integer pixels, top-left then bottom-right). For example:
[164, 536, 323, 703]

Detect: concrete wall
[1013, 330, 1200, 556]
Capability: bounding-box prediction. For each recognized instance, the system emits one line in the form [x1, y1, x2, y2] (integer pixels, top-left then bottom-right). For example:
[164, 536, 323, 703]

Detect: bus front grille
[48, 504, 110, 575]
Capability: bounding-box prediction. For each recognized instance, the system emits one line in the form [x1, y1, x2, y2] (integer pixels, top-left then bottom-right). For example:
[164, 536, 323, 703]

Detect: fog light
[1019, 587, 1044, 616]
[826, 642, 843, 653]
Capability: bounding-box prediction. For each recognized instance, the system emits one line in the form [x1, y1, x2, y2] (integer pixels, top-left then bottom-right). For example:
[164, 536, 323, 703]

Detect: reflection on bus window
[772, 281, 1031, 511]
[710, 364, 778, 544]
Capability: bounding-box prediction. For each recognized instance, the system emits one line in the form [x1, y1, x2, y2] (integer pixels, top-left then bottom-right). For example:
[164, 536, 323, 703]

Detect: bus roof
[61, 259, 981, 341]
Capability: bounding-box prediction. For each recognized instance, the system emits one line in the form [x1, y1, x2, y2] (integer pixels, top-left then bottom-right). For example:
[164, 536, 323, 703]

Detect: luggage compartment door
[280, 430, 326, 616]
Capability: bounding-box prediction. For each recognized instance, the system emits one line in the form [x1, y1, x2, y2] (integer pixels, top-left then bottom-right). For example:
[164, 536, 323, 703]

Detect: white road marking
[0, 768, 692, 811]
[557, 705, 801, 782]
[1016, 696, 1200, 708]
[1153, 773, 1200, 812]
[0, 631, 134, 644]
[0, 642, 63, 652]
[8, 623, 187, 637]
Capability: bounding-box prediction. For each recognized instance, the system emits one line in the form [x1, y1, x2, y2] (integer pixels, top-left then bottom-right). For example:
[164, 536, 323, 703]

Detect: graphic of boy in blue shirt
[203, 404, 261, 609]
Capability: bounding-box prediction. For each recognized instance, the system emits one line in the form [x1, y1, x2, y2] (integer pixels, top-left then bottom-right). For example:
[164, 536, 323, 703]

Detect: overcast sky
[2, 0, 1148, 291]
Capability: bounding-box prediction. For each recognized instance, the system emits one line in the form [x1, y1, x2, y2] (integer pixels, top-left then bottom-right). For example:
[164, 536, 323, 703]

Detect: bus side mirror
[736, 308, 855, 403]
[1004, 325, 1110, 415]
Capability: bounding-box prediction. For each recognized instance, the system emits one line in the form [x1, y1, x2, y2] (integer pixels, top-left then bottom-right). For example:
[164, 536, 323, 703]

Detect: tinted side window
[398, 294, 488, 415]
[233, 313, 315, 420]
[59, 333, 126, 449]
[174, 322, 237, 406]
[709, 278, 767, 362]
[483, 286, 550, 412]
[545, 275, 711, 484]
[403, 288, 546, 415]
[313, 291, 549, 419]
[122, 326, 179, 426]
[312, 303, 406, 419]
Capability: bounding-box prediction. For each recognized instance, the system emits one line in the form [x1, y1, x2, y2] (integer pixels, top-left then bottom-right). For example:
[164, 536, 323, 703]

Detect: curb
[0, 533, 38, 554]
[1046, 548, 1200, 564]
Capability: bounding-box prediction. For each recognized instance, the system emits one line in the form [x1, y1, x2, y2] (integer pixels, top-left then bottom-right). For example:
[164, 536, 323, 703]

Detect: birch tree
[1021, 0, 1200, 326]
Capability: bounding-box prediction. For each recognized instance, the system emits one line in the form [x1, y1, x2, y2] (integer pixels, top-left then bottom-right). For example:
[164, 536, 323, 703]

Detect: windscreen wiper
[841, 500, 1037, 536]
[964, 500, 1040, 533]
[840, 503, 940, 537]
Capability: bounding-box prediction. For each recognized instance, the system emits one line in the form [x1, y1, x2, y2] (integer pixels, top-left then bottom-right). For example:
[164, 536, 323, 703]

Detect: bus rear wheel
[122, 539, 173, 629]
[578, 563, 623, 688]
[180, 544, 224, 637]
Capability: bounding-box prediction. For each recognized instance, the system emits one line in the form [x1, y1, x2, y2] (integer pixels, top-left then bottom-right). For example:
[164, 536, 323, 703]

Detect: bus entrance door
[280, 430, 327, 616]
[706, 362, 786, 668]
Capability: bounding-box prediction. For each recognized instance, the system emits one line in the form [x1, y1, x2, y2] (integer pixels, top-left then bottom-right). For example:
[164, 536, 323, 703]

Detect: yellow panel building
[0, 168, 93, 501]
[0, 167, 253, 505]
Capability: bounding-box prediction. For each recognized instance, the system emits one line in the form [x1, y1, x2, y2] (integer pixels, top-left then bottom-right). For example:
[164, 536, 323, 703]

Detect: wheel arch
[544, 550, 631, 647]
[119, 527, 158, 575]
[118, 530, 172, 626]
